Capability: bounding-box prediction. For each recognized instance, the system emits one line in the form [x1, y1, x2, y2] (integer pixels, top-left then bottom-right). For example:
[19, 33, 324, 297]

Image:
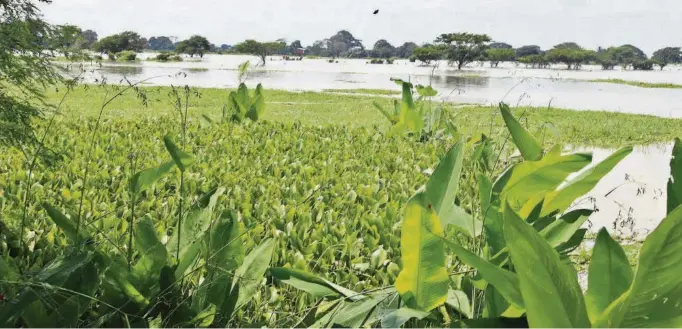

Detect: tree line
[50, 26, 681, 70]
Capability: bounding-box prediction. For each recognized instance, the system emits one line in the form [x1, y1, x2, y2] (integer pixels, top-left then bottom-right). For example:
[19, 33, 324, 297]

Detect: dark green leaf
[269, 267, 361, 300]
[504, 204, 589, 328]
[163, 135, 196, 172]
[585, 228, 633, 322]
[232, 238, 275, 310]
[380, 307, 430, 328]
[129, 161, 175, 196]
[668, 138, 682, 214]
[499, 103, 542, 161]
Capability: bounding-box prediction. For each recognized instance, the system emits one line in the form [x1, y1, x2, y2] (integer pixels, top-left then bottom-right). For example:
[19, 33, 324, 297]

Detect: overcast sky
[39, 0, 682, 54]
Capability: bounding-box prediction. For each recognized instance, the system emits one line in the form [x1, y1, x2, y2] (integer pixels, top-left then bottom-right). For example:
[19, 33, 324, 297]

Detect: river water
[72, 53, 682, 118]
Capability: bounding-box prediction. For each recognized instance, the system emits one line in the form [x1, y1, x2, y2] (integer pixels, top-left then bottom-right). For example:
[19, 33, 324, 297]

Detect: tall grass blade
[499, 103, 542, 161]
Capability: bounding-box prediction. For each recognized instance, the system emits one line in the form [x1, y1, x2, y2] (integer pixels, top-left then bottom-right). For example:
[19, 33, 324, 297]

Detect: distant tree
[395, 42, 418, 58]
[546, 46, 589, 70]
[485, 48, 515, 67]
[605, 45, 647, 69]
[552, 42, 582, 50]
[306, 40, 327, 56]
[595, 49, 618, 70]
[290, 40, 302, 50]
[411, 45, 443, 65]
[489, 42, 513, 49]
[93, 31, 144, 53]
[435, 32, 491, 69]
[136, 37, 148, 51]
[149, 36, 175, 51]
[175, 35, 212, 57]
[220, 44, 231, 51]
[371, 39, 395, 58]
[326, 39, 347, 58]
[652, 47, 681, 70]
[619, 44, 647, 61]
[516, 45, 542, 58]
[632, 59, 655, 71]
[80, 29, 98, 49]
[234, 39, 285, 65]
[517, 54, 549, 69]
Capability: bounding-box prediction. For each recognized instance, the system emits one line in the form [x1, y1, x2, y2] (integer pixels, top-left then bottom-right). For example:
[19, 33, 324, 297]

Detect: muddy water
[67, 54, 682, 117]
[568, 143, 672, 239]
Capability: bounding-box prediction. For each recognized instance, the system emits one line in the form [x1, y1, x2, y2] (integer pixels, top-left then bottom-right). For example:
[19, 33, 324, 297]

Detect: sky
[38, 0, 682, 55]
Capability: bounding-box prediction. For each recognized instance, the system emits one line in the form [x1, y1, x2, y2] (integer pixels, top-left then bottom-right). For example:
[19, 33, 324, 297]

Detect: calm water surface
[72, 54, 682, 117]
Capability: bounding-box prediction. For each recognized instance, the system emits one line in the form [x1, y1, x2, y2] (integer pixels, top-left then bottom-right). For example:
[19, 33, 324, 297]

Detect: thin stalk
[175, 87, 190, 264]
[127, 155, 136, 271]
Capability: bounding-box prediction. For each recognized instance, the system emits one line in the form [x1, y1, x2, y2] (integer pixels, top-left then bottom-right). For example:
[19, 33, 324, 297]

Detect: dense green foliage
[436, 33, 492, 70]
[234, 40, 285, 65]
[92, 31, 145, 54]
[175, 35, 212, 58]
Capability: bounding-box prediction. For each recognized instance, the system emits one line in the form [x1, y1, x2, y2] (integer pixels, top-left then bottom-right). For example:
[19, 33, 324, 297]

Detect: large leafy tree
[93, 31, 145, 53]
[652, 47, 681, 70]
[371, 39, 395, 59]
[148, 36, 175, 51]
[49, 24, 83, 57]
[435, 32, 491, 69]
[234, 39, 285, 65]
[175, 35, 211, 57]
[515, 45, 542, 58]
[1, 0, 64, 149]
[485, 48, 515, 67]
[80, 29, 98, 49]
[395, 42, 418, 58]
[411, 45, 443, 65]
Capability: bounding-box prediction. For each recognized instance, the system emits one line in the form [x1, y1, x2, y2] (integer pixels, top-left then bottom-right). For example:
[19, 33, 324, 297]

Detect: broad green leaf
[585, 228, 633, 322]
[402, 82, 414, 108]
[0, 257, 19, 282]
[380, 308, 430, 328]
[495, 146, 592, 212]
[555, 228, 587, 255]
[503, 204, 589, 328]
[328, 294, 386, 328]
[247, 94, 265, 121]
[391, 77, 412, 88]
[232, 238, 275, 311]
[499, 102, 542, 161]
[668, 138, 682, 214]
[541, 146, 632, 217]
[229, 92, 247, 121]
[500, 103, 542, 161]
[166, 187, 224, 258]
[133, 216, 167, 289]
[163, 135, 196, 172]
[373, 101, 398, 124]
[395, 191, 450, 311]
[175, 241, 202, 280]
[447, 289, 472, 318]
[192, 304, 217, 328]
[0, 252, 95, 326]
[205, 212, 244, 314]
[129, 160, 175, 196]
[23, 301, 54, 328]
[416, 84, 438, 97]
[103, 258, 150, 306]
[236, 83, 249, 105]
[595, 205, 682, 328]
[539, 209, 592, 247]
[444, 239, 524, 309]
[43, 203, 89, 243]
[425, 141, 467, 232]
[441, 205, 482, 237]
[269, 267, 361, 300]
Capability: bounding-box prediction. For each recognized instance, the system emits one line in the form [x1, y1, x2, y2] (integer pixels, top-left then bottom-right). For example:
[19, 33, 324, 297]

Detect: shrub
[115, 50, 137, 61]
[386, 58, 395, 64]
[155, 52, 171, 62]
[370, 58, 384, 64]
[106, 52, 116, 61]
[409, 55, 417, 63]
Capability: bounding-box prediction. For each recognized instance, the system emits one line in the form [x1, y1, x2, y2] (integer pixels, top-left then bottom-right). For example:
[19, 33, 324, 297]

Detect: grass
[589, 78, 682, 89]
[322, 88, 401, 95]
[42, 84, 682, 148]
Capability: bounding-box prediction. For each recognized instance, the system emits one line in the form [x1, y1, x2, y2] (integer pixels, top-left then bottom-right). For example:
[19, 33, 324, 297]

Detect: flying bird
[373, 9, 379, 14]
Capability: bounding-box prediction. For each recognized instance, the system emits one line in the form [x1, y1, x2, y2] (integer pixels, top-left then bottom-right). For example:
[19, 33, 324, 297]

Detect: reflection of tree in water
[430, 75, 489, 89]
[100, 65, 144, 76]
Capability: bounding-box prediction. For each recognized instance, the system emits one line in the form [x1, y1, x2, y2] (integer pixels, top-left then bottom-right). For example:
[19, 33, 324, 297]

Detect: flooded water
[70, 54, 682, 117]
[567, 143, 671, 239]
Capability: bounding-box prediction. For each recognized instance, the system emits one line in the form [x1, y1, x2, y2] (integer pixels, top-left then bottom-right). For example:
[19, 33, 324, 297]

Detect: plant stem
[127, 156, 136, 271]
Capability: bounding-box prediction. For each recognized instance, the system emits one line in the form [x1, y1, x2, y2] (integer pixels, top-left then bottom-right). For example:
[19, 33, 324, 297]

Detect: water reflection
[66, 55, 682, 117]
[567, 143, 671, 239]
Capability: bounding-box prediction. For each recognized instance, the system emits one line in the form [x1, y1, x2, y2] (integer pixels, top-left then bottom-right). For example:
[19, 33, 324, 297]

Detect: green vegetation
[589, 79, 682, 89]
[175, 35, 212, 58]
[233, 39, 286, 65]
[149, 52, 183, 62]
[37, 84, 682, 147]
[436, 33, 492, 70]
[323, 89, 401, 95]
[92, 31, 146, 54]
